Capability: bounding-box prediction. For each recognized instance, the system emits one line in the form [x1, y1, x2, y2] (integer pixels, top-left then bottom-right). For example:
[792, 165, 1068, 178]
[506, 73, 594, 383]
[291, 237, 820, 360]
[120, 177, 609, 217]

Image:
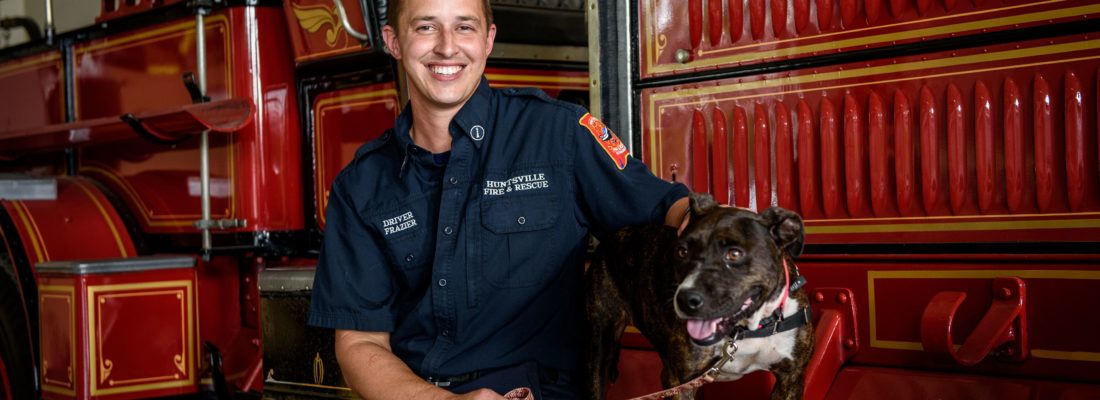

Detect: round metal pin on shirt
[470, 125, 485, 141]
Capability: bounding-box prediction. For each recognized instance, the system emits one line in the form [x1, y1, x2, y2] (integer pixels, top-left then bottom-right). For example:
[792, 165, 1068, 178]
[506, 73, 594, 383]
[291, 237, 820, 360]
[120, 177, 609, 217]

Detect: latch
[920, 277, 1028, 366]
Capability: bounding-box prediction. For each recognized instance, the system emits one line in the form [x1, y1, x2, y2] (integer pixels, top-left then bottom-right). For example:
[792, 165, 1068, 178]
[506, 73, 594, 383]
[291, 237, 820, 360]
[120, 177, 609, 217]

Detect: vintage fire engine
[0, 0, 1097, 399]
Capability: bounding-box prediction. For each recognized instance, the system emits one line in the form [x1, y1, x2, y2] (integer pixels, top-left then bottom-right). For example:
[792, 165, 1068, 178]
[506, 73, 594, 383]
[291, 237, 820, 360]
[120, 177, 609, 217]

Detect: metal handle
[332, 0, 369, 42]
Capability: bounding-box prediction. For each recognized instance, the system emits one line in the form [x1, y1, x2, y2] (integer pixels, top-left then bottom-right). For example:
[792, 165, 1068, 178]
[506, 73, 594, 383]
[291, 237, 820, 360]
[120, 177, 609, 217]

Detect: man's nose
[434, 29, 457, 57]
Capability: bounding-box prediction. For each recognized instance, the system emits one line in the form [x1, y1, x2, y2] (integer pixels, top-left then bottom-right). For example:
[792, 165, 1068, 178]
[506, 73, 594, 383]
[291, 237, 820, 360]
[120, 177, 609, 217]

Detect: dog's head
[671, 193, 804, 346]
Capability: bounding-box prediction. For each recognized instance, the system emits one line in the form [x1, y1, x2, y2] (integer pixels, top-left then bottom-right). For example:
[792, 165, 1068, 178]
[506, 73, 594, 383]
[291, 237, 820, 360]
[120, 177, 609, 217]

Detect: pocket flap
[480, 195, 560, 234]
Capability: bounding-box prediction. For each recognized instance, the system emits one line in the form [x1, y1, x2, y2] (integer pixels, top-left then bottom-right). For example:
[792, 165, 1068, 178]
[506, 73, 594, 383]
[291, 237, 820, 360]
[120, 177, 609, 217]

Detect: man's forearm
[335, 330, 459, 400]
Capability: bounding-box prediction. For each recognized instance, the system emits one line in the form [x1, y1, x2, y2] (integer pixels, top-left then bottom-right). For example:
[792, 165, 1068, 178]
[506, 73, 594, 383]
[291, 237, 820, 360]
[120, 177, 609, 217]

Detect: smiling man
[307, 0, 689, 399]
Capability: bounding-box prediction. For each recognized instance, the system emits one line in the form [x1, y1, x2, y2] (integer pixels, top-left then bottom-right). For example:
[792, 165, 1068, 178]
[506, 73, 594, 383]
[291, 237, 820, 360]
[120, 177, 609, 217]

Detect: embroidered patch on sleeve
[579, 113, 629, 170]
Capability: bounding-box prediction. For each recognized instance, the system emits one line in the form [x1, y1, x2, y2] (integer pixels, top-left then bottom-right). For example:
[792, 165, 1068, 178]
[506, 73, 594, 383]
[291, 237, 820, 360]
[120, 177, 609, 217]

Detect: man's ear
[689, 192, 718, 216]
[381, 24, 400, 58]
[485, 24, 497, 55]
[761, 207, 805, 258]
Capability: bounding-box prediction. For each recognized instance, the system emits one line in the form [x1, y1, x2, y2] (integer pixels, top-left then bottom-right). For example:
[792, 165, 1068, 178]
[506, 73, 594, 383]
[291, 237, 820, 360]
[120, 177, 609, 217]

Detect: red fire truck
[0, 0, 1098, 399]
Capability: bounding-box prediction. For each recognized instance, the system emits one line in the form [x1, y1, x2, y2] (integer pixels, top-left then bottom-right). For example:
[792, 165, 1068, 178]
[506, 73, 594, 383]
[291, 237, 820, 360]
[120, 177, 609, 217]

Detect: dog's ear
[689, 192, 718, 215]
[761, 207, 805, 257]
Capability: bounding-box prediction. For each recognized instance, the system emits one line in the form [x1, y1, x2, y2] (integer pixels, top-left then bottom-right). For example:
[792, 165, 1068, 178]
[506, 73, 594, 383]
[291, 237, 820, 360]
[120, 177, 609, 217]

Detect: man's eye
[676, 247, 689, 259]
[725, 248, 744, 262]
[416, 25, 435, 32]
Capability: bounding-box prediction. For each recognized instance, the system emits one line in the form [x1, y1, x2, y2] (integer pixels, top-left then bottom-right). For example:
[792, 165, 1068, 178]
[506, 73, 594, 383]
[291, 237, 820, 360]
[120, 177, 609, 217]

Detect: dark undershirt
[433, 151, 451, 166]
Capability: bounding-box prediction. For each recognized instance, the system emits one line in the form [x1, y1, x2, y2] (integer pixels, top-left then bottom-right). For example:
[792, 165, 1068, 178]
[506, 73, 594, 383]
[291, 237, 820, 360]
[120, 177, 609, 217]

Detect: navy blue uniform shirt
[308, 77, 688, 379]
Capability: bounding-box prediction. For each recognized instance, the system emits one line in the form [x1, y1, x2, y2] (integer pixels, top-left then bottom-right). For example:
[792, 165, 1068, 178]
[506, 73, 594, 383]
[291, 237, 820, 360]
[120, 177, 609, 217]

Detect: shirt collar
[450, 76, 493, 150]
[393, 76, 493, 155]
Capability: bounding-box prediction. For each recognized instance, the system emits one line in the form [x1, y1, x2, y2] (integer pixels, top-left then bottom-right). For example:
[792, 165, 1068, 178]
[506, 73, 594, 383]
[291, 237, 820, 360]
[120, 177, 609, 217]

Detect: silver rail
[197, 9, 213, 252]
[332, 0, 369, 42]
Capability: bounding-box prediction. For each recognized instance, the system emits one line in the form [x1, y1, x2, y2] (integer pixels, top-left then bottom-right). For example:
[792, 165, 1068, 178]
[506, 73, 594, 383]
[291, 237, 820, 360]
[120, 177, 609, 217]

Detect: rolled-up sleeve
[308, 172, 397, 332]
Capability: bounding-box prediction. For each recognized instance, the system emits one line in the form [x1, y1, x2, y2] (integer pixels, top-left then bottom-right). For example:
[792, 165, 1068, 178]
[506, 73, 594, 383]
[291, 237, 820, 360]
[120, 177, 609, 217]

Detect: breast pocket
[479, 194, 562, 288]
[368, 195, 436, 288]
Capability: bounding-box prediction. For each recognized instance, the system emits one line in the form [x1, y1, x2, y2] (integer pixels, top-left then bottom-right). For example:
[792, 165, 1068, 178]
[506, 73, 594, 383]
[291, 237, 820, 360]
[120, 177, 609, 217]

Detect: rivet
[814, 292, 825, 302]
[844, 339, 855, 348]
[999, 287, 1012, 299]
[836, 292, 849, 304]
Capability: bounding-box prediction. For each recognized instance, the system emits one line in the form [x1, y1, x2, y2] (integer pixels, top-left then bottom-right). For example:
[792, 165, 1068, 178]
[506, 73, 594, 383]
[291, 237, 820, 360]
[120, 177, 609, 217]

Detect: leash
[624, 340, 738, 400]
[504, 387, 533, 399]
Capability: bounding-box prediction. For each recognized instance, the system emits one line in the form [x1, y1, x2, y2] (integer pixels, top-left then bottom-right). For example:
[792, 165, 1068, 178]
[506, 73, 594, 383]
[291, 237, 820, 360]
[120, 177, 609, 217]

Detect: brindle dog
[585, 193, 812, 400]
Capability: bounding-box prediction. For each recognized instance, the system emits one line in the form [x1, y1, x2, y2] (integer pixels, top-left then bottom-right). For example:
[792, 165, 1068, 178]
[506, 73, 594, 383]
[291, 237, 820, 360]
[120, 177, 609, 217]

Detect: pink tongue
[686, 318, 722, 340]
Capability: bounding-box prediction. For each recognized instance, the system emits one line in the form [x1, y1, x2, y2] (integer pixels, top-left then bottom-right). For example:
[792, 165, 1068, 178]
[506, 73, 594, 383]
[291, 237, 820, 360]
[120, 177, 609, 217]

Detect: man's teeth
[431, 65, 462, 75]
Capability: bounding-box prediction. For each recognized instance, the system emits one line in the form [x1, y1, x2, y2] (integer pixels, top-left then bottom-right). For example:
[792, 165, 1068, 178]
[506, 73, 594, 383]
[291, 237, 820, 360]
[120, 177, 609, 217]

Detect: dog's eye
[725, 248, 744, 262]
[676, 247, 689, 259]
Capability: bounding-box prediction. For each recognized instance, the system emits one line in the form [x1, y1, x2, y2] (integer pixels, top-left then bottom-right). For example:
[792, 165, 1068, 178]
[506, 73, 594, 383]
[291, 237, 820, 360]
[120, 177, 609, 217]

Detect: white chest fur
[713, 298, 801, 380]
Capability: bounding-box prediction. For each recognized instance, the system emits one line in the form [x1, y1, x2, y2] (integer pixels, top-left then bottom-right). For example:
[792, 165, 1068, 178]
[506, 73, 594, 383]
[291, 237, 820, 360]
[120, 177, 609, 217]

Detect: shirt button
[438, 279, 447, 287]
[444, 226, 454, 235]
[405, 254, 415, 262]
[449, 176, 458, 185]
[442, 329, 450, 337]
[517, 216, 526, 225]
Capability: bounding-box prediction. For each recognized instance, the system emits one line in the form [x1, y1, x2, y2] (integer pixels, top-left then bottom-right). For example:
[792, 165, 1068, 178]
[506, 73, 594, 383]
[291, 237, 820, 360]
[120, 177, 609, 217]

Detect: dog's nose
[677, 290, 705, 313]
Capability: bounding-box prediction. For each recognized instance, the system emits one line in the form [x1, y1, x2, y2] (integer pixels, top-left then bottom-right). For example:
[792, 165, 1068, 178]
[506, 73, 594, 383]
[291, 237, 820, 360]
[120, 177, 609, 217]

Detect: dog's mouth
[684, 288, 762, 346]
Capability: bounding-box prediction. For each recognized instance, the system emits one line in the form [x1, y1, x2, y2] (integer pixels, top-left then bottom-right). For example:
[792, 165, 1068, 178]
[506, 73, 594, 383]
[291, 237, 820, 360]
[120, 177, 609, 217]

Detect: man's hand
[665, 196, 690, 234]
[452, 388, 507, 400]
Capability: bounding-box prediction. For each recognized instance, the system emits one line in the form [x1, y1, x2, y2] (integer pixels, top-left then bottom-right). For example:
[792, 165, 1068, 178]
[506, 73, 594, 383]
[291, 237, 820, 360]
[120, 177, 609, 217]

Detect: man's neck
[408, 99, 461, 154]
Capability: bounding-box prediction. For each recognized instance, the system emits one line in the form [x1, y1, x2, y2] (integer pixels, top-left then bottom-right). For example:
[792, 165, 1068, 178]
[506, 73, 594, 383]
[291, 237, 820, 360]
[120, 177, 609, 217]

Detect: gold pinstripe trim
[867, 270, 1100, 361]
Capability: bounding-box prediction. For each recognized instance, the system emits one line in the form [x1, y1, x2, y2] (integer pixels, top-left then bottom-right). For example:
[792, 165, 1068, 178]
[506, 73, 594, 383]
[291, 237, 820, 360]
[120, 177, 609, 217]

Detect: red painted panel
[775, 102, 798, 211]
[817, 0, 835, 30]
[820, 98, 848, 218]
[282, 0, 374, 63]
[712, 108, 731, 204]
[690, 0, 704, 49]
[840, 0, 860, 28]
[640, 35, 1100, 244]
[693, 110, 711, 192]
[38, 263, 197, 399]
[1, 177, 136, 268]
[1003, 77, 1036, 213]
[844, 94, 871, 217]
[734, 106, 752, 208]
[76, 8, 303, 233]
[1032, 74, 1068, 213]
[867, 0, 884, 23]
[794, 0, 811, 32]
[730, 0, 746, 43]
[919, 86, 950, 215]
[916, 0, 933, 15]
[890, 0, 907, 18]
[894, 90, 922, 217]
[974, 80, 1006, 214]
[826, 366, 1100, 400]
[754, 103, 773, 210]
[947, 84, 977, 215]
[799, 254, 1100, 384]
[798, 101, 824, 218]
[709, 0, 724, 45]
[0, 52, 64, 135]
[771, 0, 789, 37]
[868, 91, 898, 217]
[638, 0, 1100, 79]
[750, 0, 767, 40]
[311, 82, 399, 229]
[1062, 71, 1099, 211]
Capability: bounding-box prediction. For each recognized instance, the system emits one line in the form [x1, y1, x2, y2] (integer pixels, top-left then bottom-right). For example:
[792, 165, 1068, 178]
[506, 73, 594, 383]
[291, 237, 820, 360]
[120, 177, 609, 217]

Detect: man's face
[382, 0, 496, 112]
